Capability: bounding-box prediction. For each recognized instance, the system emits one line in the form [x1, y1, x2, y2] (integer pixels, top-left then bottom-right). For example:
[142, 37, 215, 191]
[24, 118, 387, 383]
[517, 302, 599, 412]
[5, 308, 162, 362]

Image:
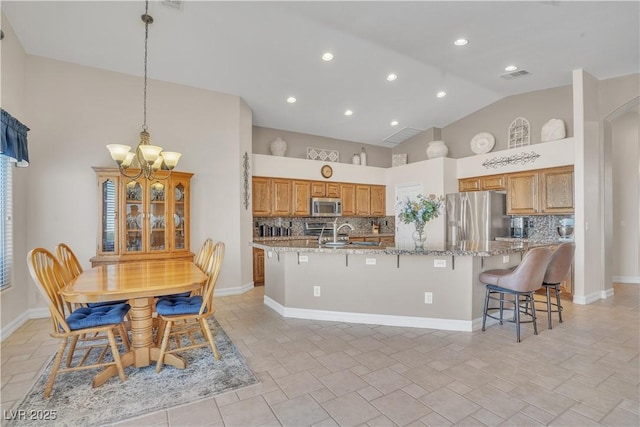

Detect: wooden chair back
[199, 241, 225, 315]
[55, 243, 83, 282]
[27, 248, 73, 334]
[194, 238, 214, 271]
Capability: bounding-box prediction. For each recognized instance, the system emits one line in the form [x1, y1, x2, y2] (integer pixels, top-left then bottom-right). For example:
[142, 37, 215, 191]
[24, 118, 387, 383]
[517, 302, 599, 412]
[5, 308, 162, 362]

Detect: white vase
[269, 138, 287, 156]
[359, 148, 367, 166]
[352, 153, 361, 165]
[426, 140, 448, 159]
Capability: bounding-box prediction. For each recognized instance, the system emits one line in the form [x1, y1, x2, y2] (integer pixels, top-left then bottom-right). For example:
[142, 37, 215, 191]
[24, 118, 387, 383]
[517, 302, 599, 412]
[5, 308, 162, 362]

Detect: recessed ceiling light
[322, 52, 334, 61]
[344, 110, 353, 116]
[504, 65, 518, 72]
[436, 91, 447, 98]
[454, 38, 469, 46]
[390, 120, 399, 126]
[286, 97, 296, 104]
[386, 73, 398, 82]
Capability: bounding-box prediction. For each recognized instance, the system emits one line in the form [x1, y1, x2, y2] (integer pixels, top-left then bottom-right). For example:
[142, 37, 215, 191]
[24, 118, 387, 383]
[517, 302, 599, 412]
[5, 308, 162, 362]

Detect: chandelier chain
[142, 0, 149, 132]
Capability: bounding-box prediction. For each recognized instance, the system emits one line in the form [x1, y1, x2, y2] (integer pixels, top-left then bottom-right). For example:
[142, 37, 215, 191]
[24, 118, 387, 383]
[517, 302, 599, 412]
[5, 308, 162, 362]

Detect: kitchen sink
[323, 241, 348, 247]
[348, 241, 380, 246]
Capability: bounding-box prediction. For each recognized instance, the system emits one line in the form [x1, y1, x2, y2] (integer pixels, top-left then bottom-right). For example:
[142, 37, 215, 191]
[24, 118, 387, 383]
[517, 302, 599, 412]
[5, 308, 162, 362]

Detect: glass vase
[412, 223, 426, 250]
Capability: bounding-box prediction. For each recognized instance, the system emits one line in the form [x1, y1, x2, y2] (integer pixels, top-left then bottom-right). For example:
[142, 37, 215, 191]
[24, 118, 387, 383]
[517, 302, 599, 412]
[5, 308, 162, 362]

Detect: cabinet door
[252, 177, 271, 216]
[507, 172, 539, 215]
[370, 185, 386, 216]
[271, 178, 292, 216]
[253, 248, 265, 286]
[310, 181, 326, 197]
[355, 185, 371, 216]
[97, 174, 119, 256]
[380, 236, 395, 244]
[326, 182, 341, 198]
[122, 179, 145, 254]
[481, 174, 507, 191]
[292, 180, 311, 216]
[148, 179, 168, 253]
[341, 184, 356, 216]
[459, 178, 481, 192]
[540, 166, 574, 213]
[171, 176, 190, 252]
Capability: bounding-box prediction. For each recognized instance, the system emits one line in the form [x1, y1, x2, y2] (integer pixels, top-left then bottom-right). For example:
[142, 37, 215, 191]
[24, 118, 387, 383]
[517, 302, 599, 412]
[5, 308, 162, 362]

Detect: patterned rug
[8, 318, 259, 426]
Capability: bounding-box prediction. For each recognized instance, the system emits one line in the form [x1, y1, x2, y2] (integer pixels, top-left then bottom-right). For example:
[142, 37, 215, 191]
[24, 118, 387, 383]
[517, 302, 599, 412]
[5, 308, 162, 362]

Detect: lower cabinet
[253, 248, 265, 286]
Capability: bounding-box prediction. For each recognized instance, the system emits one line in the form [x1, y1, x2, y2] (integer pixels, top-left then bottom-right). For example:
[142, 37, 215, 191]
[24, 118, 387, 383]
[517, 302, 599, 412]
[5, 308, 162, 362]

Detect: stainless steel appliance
[303, 221, 349, 243]
[510, 217, 531, 238]
[310, 197, 342, 217]
[445, 191, 509, 242]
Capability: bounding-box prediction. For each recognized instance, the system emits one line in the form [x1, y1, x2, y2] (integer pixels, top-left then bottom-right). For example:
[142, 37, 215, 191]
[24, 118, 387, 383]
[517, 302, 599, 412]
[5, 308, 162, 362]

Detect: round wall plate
[470, 132, 496, 154]
[321, 164, 333, 179]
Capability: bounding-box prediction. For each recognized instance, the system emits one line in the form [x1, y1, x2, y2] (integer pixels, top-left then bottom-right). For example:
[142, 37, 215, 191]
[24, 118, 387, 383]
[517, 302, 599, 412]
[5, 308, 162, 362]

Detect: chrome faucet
[332, 218, 354, 244]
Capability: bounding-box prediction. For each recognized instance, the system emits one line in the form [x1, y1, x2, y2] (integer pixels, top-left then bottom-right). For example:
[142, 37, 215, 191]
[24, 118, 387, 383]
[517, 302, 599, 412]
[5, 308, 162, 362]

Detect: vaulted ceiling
[3, 1, 638, 147]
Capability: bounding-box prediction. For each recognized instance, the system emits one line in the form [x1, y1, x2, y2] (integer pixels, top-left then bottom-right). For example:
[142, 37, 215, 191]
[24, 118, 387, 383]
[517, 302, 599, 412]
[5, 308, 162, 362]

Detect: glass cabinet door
[148, 180, 167, 252]
[173, 182, 186, 250]
[123, 179, 144, 254]
[98, 176, 118, 255]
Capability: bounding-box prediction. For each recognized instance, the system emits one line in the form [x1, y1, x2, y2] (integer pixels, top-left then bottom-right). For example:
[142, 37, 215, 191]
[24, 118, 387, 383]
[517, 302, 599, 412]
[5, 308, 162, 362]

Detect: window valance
[1, 109, 30, 167]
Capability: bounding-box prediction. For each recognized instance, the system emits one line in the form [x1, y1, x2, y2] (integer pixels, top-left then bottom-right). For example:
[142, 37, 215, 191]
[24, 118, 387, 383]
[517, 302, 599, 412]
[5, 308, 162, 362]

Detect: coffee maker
[510, 217, 530, 238]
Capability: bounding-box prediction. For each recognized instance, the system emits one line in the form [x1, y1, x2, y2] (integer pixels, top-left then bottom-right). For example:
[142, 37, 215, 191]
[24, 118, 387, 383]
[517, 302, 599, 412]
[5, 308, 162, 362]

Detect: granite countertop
[253, 233, 394, 242]
[495, 237, 574, 244]
[251, 239, 553, 257]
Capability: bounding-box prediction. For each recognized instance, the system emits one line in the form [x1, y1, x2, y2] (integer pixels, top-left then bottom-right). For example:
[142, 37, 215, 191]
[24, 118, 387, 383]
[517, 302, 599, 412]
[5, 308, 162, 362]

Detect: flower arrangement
[397, 193, 444, 229]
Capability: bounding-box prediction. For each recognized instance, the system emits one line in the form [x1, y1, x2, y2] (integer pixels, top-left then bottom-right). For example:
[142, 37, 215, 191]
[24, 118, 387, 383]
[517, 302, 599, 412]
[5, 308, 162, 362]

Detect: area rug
[7, 318, 259, 426]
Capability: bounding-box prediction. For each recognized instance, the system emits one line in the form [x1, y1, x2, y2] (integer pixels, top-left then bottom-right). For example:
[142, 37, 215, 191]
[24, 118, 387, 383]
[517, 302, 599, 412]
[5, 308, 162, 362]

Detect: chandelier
[106, 1, 181, 180]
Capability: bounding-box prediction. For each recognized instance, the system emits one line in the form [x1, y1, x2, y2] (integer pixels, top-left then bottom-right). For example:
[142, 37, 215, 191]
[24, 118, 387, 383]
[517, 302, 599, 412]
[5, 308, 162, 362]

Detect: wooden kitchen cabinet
[370, 185, 386, 216]
[310, 181, 340, 198]
[292, 180, 311, 216]
[459, 177, 481, 192]
[271, 178, 292, 216]
[341, 184, 356, 216]
[459, 174, 506, 192]
[252, 177, 271, 216]
[507, 171, 539, 215]
[253, 247, 265, 286]
[540, 166, 574, 213]
[91, 167, 194, 267]
[355, 185, 371, 216]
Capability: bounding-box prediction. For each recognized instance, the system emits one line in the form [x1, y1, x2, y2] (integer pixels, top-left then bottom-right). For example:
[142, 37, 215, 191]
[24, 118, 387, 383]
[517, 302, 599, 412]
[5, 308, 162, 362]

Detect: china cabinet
[90, 167, 194, 267]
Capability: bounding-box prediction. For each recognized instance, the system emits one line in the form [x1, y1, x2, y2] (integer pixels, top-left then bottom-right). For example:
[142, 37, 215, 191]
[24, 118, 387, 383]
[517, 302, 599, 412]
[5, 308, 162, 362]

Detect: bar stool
[541, 242, 575, 329]
[480, 247, 552, 342]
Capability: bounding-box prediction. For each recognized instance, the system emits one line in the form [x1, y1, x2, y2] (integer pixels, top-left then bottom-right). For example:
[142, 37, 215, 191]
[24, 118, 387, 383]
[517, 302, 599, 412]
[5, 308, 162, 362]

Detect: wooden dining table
[60, 260, 207, 387]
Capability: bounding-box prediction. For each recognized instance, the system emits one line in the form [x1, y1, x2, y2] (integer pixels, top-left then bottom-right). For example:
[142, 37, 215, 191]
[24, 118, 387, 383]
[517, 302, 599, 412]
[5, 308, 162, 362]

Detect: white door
[395, 183, 423, 246]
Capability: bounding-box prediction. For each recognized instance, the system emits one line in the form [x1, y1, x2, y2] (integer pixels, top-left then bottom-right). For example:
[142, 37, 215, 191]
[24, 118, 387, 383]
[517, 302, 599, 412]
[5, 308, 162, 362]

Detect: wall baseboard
[1, 308, 50, 342]
[264, 296, 474, 332]
[214, 281, 254, 297]
[613, 276, 640, 284]
[573, 287, 615, 305]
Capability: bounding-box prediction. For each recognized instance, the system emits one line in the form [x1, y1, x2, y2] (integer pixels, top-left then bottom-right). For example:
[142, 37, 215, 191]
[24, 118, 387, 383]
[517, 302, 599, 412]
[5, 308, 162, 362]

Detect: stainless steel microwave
[310, 197, 342, 217]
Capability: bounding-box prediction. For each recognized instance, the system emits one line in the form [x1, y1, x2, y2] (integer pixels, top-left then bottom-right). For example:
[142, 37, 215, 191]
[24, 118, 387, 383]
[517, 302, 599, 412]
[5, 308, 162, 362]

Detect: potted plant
[397, 194, 444, 249]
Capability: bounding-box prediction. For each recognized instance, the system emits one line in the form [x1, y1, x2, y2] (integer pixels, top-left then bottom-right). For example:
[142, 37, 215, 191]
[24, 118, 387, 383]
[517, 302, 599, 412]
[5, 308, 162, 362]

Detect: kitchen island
[251, 240, 549, 331]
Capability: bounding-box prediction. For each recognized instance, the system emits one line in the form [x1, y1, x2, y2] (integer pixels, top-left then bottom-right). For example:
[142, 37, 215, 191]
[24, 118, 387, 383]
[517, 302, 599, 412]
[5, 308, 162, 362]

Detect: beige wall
[0, 14, 32, 334]
[391, 127, 441, 164]
[253, 126, 391, 168]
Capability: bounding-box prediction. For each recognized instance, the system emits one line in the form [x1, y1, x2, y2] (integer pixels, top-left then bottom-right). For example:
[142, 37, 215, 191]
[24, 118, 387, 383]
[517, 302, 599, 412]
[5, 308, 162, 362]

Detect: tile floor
[1, 284, 638, 426]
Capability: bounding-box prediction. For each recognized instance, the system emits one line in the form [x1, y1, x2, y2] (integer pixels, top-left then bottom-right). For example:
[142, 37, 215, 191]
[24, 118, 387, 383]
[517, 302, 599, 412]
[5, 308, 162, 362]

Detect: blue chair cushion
[159, 291, 191, 299]
[66, 303, 131, 331]
[156, 296, 206, 316]
[87, 300, 128, 308]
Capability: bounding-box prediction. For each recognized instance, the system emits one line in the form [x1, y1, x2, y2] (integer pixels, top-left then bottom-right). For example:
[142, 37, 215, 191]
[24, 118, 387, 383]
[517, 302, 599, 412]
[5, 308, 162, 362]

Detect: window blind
[0, 155, 13, 290]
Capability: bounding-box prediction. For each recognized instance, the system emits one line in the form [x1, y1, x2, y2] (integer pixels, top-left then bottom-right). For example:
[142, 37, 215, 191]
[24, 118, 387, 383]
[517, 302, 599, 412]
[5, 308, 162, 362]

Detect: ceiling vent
[383, 127, 425, 145]
[162, 1, 184, 10]
[500, 69, 531, 80]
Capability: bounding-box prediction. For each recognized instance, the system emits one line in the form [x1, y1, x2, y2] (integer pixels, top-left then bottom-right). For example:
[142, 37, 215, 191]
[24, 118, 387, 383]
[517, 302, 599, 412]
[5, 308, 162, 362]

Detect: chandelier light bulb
[106, 144, 132, 163]
[161, 152, 182, 169]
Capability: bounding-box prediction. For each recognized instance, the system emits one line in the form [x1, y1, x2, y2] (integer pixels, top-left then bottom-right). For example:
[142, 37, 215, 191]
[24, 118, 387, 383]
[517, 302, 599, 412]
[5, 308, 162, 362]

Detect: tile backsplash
[519, 214, 575, 240]
[254, 216, 395, 237]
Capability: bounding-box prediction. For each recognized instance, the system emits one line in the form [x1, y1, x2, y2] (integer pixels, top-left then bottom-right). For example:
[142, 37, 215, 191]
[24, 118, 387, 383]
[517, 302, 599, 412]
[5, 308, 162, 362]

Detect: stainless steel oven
[310, 197, 342, 217]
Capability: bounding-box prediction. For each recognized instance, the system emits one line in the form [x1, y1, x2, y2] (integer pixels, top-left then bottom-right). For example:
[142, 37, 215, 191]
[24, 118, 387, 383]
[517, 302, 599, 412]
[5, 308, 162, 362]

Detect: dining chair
[154, 241, 225, 373]
[194, 238, 214, 271]
[27, 248, 131, 397]
[479, 246, 552, 342]
[55, 243, 83, 282]
[541, 242, 575, 329]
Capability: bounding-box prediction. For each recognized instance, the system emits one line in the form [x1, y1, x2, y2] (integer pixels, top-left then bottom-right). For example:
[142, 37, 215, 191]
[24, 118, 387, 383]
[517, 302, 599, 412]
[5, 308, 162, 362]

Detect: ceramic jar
[269, 137, 287, 156]
[426, 140, 448, 159]
[360, 147, 367, 166]
[352, 153, 361, 165]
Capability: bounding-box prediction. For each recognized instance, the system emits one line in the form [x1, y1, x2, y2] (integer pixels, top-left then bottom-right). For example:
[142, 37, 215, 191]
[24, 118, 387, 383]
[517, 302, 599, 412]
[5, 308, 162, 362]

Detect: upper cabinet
[252, 176, 385, 217]
[506, 166, 574, 215]
[91, 167, 194, 267]
[459, 173, 506, 192]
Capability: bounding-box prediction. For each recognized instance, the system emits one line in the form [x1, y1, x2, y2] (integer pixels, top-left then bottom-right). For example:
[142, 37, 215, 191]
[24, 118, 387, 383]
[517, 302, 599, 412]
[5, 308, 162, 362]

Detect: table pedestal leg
[92, 351, 134, 388]
[129, 297, 154, 367]
[149, 348, 187, 369]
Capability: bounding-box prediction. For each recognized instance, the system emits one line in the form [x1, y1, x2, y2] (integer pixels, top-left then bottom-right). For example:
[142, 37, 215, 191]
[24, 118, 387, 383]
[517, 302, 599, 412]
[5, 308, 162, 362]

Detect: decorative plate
[175, 188, 183, 201]
[470, 132, 496, 154]
[136, 214, 143, 229]
[174, 214, 181, 228]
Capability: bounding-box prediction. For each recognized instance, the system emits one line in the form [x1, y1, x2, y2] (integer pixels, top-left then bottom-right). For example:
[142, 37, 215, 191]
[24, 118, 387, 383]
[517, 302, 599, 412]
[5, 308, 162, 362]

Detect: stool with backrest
[27, 248, 131, 397]
[541, 242, 575, 329]
[155, 241, 225, 372]
[480, 246, 552, 342]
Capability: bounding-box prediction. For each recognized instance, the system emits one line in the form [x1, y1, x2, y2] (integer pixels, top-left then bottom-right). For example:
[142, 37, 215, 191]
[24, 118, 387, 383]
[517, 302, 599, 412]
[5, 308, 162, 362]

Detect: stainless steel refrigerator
[445, 191, 509, 242]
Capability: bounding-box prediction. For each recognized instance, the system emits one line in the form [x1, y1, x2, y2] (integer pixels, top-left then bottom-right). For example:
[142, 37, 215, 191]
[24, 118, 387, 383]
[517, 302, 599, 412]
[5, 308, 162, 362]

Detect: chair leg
[156, 320, 173, 373]
[119, 323, 131, 351]
[66, 335, 79, 367]
[499, 292, 505, 325]
[155, 319, 166, 347]
[546, 285, 553, 329]
[555, 285, 564, 323]
[199, 318, 220, 360]
[106, 329, 127, 383]
[529, 293, 538, 336]
[514, 295, 521, 342]
[45, 338, 68, 398]
[482, 287, 490, 331]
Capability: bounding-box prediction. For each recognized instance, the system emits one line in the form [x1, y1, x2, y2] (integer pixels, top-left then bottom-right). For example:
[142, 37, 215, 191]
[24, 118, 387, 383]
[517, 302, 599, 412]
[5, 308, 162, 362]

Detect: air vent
[500, 70, 531, 80]
[162, 1, 184, 10]
[383, 127, 425, 145]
